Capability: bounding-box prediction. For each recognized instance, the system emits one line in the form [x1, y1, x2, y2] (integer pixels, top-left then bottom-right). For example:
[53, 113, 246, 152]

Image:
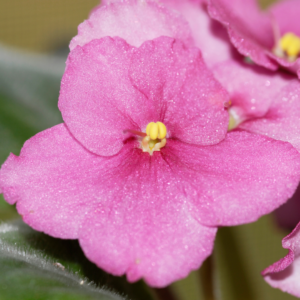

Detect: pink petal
[269, 0, 300, 37]
[70, 0, 193, 51]
[159, 0, 237, 67]
[1, 122, 299, 285]
[0, 123, 218, 286]
[129, 37, 229, 146]
[212, 60, 292, 123]
[182, 130, 300, 226]
[59, 37, 229, 156]
[266, 0, 300, 76]
[79, 200, 216, 287]
[274, 183, 300, 230]
[240, 80, 300, 152]
[263, 222, 300, 297]
[0, 124, 106, 239]
[59, 37, 144, 156]
[208, 0, 277, 70]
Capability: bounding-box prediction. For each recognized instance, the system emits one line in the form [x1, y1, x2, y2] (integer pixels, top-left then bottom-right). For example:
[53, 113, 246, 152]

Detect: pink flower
[212, 60, 300, 151]
[211, 58, 300, 232]
[262, 222, 300, 297]
[208, 0, 300, 77]
[1, 0, 300, 287]
[70, 0, 238, 68]
[1, 35, 300, 287]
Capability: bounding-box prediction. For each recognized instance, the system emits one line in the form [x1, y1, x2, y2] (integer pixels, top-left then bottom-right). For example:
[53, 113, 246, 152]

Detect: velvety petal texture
[240, 80, 300, 152]
[212, 58, 300, 153]
[159, 0, 237, 67]
[70, 0, 193, 50]
[59, 36, 229, 156]
[0, 124, 104, 239]
[208, 0, 276, 69]
[270, 0, 300, 38]
[79, 150, 218, 286]
[212, 60, 291, 124]
[80, 209, 216, 287]
[73, 0, 237, 68]
[2, 122, 300, 285]
[128, 37, 229, 146]
[2, 5, 300, 285]
[263, 222, 300, 297]
[179, 130, 300, 226]
[0, 123, 218, 287]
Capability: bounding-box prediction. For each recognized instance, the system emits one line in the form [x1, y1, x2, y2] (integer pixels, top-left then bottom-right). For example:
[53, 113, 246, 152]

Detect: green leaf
[0, 219, 157, 300]
[0, 220, 125, 300]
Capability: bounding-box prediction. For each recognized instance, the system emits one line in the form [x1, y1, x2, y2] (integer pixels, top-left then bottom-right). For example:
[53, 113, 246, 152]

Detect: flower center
[273, 32, 300, 62]
[141, 122, 167, 155]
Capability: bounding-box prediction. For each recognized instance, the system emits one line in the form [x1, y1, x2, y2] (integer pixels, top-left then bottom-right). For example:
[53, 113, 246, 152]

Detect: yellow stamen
[274, 32, 300, 62]
[146, 122, 155, 136]
[280, 33, 300, 57]
[146, 121, 167, 140]
[157, 122, 167, 139]
[142, 121, 167, 155]
[149, 122, 159, 140]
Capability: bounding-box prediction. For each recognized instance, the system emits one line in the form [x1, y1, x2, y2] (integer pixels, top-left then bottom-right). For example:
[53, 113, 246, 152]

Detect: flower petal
[269, 0, 300, 37]
[59, 37, 149, 156]
[129, 37, 229, 146]
[1, 122, 298, 285]
[0, 124, 106, 239]
[70, 0, 193, 51]
[175, 130, 300, 226]
[240, 80, 300, 152]
[79, 200, 216, 287]
[262, 222, 300, 297]
[212, 60, 292, 124]
[0, 123, 217, 287]
[208, 0, 277, 70]
[159, 0, 237, 67]
[266, 0, 300, 76]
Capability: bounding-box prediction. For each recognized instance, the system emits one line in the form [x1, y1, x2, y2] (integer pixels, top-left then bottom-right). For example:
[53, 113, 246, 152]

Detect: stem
[199, 255, 215, 300]
[153, 286, 178, 300]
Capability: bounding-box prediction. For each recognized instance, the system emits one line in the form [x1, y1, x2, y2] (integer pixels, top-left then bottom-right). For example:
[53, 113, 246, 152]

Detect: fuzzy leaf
[0, 220, 126, 300]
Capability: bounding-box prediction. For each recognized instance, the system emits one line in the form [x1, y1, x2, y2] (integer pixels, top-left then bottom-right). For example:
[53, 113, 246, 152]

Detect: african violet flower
[262, 222, 300, 297]
[1, 0, 300, 288]
[208, 0, 300, 77]
[1, 35, 300, 286]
